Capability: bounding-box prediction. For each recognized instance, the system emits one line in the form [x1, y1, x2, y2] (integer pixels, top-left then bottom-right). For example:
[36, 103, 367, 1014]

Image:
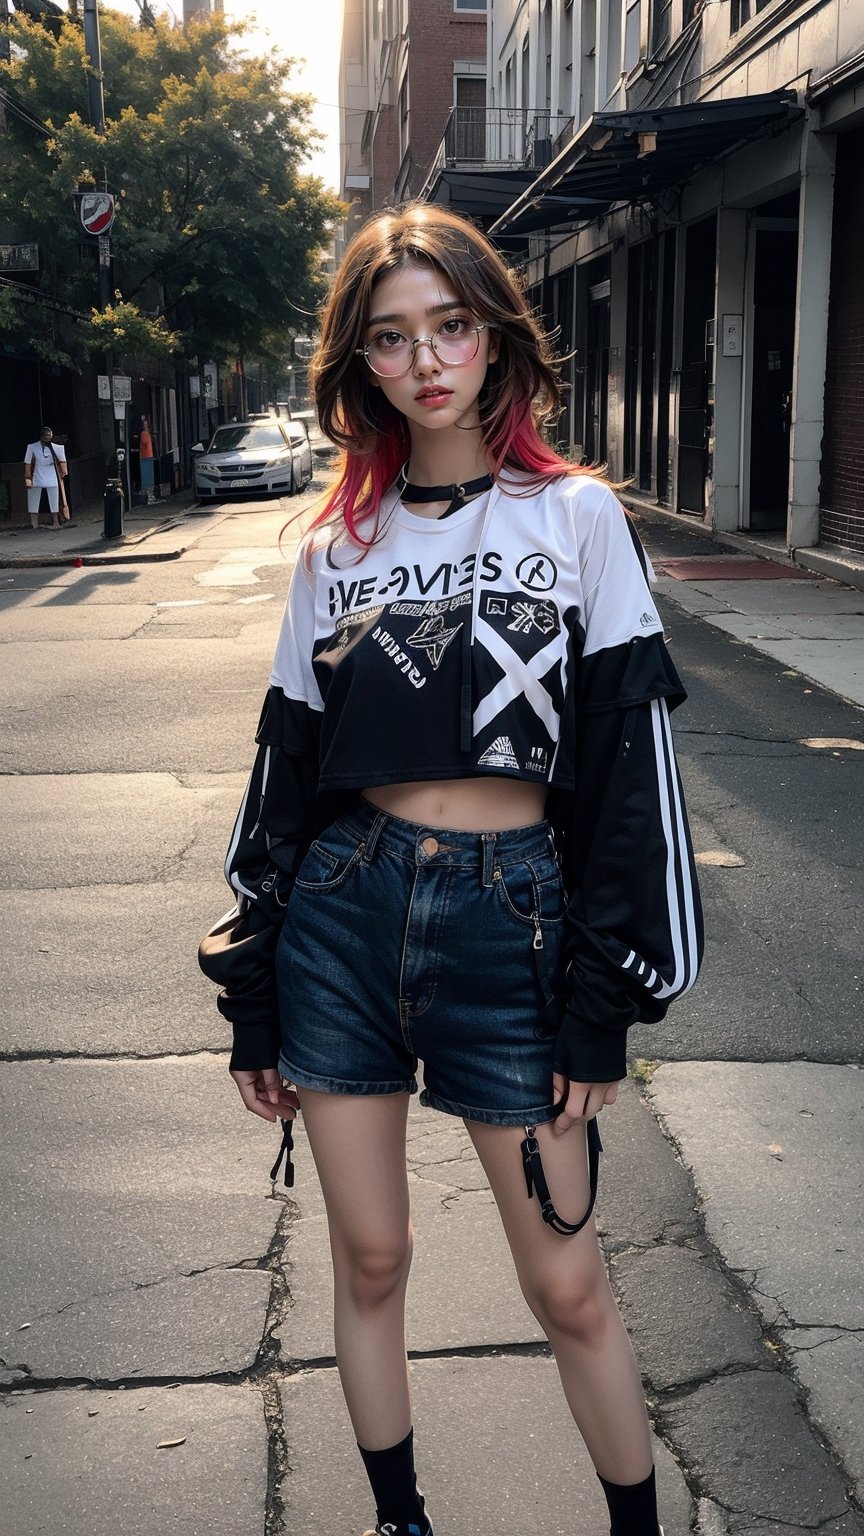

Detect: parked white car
[193, 419, 313, 500]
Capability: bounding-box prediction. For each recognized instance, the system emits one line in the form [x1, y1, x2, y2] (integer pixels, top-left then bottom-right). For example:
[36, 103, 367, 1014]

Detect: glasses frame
[356, 320, 490, 379]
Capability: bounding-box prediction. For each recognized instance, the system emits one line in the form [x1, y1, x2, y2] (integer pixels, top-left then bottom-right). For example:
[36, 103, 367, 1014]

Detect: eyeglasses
[357, 316, 490, 378]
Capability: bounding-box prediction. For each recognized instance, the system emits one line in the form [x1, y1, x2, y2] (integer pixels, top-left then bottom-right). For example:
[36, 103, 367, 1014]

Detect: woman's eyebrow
[367, 300, 465, 326]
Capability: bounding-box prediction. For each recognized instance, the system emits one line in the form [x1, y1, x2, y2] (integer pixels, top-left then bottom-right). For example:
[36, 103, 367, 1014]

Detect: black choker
[397, 465, 493, 518]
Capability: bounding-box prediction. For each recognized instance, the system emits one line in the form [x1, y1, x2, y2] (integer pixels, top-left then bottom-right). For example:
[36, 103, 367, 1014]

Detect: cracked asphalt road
[1, 494, 862, 1534]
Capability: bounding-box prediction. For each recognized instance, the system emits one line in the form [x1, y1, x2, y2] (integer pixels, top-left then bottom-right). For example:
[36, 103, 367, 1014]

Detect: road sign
[80, 191, 116, 237]
[97, 374, 132, 402]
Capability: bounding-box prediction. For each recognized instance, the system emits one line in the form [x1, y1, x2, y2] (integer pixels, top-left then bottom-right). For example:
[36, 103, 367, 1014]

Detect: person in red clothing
[201, 204, 703, 1536]
[138, 416, 155, 502]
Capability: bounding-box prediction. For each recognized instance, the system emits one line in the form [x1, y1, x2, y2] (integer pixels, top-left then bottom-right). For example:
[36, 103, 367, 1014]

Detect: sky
[104, 0, 343, 191]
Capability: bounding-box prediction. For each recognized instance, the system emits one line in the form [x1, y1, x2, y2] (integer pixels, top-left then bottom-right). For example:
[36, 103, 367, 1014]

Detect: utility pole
[81, 0, 129, 533]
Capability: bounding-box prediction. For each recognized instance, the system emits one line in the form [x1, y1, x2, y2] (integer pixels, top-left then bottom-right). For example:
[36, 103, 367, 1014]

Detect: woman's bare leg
[298, 1086, 413, 1451]
[466, 1117, 653, 1485]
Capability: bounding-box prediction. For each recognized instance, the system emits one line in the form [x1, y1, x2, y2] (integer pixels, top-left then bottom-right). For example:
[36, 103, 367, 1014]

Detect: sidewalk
[0, 498, 225, 568]
[627, 502, 864, 713]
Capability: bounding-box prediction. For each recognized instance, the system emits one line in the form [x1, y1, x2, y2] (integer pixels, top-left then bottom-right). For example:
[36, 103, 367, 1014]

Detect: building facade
[423, 0, 864, 557]
[338, 0, 486, 252]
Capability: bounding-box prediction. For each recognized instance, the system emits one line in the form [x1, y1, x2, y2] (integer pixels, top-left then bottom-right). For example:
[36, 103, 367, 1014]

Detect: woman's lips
[415, 389, 453, 408]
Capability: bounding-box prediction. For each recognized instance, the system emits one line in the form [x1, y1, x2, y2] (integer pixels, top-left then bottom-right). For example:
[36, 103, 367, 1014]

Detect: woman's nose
[412, 339, 440, 375]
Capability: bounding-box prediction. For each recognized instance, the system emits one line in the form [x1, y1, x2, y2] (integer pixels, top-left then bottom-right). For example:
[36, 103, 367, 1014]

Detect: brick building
[338, 0, 486, 253]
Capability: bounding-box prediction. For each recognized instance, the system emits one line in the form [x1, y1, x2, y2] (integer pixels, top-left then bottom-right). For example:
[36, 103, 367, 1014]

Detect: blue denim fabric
[276, 796, 567, 1126]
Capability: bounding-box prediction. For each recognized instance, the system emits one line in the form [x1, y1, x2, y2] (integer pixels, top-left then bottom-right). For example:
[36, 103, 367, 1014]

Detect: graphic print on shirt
[405, 604, 463, 670]
[472, 587, 567, 776]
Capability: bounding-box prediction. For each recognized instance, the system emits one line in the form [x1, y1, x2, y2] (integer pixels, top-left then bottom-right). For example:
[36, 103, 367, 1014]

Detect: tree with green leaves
[0, 5, 342, 368]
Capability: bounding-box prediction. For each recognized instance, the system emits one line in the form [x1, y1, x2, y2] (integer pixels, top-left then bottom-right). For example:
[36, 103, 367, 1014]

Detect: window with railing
[651, 0, 672, 55]
[453, 76, 486, 159]
[731, 0, 775, 30]
[624, 0, 643, 73]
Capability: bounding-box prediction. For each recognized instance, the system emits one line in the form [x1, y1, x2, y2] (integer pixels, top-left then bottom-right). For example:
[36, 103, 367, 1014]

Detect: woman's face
[362, 261, 497, 437]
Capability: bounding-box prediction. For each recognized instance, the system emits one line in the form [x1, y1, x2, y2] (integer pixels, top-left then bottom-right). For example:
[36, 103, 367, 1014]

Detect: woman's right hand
[231, 1066, 299, 1123]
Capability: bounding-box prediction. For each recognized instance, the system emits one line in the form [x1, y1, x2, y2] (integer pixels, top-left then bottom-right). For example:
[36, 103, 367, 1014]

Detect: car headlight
[197, 460, 218, 473]
[265, 450, 292, 467]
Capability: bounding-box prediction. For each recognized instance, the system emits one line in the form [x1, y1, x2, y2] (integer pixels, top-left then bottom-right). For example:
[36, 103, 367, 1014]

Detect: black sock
[358, 1428, 428, 1532]
[598, 1467, 659, 1535]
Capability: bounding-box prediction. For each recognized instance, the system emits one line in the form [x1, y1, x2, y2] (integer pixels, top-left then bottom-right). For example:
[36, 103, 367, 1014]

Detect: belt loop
[362, 811, 387, 865]
[481, 832, 496, 887]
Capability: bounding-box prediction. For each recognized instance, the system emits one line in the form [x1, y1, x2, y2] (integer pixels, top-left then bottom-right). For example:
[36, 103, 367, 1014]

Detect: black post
[82, 0, 124, 536]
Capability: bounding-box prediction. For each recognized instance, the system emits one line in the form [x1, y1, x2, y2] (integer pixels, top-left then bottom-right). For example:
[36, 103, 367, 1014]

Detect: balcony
[421, 108, 571, 195]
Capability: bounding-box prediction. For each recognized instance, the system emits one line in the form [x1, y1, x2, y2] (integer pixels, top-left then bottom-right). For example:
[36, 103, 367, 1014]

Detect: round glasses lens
[367, 336, 413, 375]
[432, 318, 480, 364]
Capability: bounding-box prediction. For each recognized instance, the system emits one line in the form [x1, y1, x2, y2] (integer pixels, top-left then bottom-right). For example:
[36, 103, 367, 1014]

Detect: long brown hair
[308, 202, 591, 544]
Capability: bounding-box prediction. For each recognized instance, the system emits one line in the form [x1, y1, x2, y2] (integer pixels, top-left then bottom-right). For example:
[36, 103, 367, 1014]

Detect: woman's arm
[549, 490, 703, 1124]
[552, 689, 702, 1096]
[199, 552, 325, 1074]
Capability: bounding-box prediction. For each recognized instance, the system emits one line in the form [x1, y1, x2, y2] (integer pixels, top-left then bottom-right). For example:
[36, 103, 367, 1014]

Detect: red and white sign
[80, 191, 116, 236]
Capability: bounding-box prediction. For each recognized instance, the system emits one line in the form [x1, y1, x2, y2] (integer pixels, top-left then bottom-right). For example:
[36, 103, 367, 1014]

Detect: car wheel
[288, 463, 296, 497]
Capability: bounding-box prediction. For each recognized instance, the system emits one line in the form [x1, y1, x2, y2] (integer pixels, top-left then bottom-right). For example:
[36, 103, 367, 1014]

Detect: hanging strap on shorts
[270, 1117, 295, 1189]
[520, 1115, 602, 1236]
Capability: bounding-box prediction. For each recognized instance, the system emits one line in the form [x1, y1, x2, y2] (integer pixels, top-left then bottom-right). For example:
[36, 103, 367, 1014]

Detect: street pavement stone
[610, 1245, 767, 1391]
[0, 1057, 281, 1379]
[647, 1065, 864, 1328]
[653, 575, 864, 708]
[6, 1270, 271, 1382]
[1, 1384, 267, 1536]
[0, 771, 242, 889]
[649, 1063, 864, 1505]
[781, 1329, 864, 1506]
[279, 1356, 695, 1536]
[594, 1077, 703, 1249]
[662, 1372, 857, 1529]
[3, 882, 231, 1056]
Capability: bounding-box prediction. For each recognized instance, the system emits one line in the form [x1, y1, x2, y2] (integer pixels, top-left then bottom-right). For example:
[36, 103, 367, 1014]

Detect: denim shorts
[275, 797, 568, 1126]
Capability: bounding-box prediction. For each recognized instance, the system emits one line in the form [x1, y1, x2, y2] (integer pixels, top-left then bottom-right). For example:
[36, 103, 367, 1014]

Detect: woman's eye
[373, 330, 407, 351]
[439, 316, 470, 336]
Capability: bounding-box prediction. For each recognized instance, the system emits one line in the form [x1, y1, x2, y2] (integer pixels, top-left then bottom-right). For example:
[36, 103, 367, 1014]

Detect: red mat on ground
[656, 557, 815, 581]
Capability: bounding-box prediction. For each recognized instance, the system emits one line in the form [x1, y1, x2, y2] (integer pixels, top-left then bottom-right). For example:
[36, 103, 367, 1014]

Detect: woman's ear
[487, 329, 500, 366]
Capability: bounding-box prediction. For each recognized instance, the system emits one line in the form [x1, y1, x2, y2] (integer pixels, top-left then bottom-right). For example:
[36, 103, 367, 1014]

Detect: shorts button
[421, 836, 439, 858]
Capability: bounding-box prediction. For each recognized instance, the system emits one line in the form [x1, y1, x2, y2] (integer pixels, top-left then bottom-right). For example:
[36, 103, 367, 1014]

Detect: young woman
[201, 203, 702, 1536]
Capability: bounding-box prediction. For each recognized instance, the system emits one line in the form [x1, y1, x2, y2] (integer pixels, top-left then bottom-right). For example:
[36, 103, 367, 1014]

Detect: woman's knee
[334, 1229, 413, 1311]
[522, 1256, 613, 1342]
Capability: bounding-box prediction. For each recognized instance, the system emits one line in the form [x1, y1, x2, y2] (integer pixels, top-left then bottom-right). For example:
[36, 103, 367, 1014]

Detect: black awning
[490, 91, 802, 236]
[424, 167, 540, 223]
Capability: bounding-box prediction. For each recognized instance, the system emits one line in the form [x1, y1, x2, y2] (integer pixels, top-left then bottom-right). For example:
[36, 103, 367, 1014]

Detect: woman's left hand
[231, 1066, 299, 1123]
[550, 1073, 619, 1135]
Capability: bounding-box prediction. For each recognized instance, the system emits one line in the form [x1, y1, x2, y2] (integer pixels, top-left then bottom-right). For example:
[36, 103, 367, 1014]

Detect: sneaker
[362, 1526, 432, 1536]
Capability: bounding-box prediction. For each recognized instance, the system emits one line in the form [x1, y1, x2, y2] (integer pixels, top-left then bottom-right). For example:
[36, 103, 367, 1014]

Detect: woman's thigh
[465, 1117, 608, 1304]
[298, 1086, 412, 1260]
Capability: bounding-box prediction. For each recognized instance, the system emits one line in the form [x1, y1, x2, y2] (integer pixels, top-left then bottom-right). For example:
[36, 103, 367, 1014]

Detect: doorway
[677, 215, 717, 516]
[584, 269, 610, 466]
[743, 217, 798, 531]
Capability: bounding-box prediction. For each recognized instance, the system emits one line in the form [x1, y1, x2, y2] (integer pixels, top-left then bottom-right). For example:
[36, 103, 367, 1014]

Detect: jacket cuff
[553, 1009, 629, 1083]
[216, 993, 281, 1073]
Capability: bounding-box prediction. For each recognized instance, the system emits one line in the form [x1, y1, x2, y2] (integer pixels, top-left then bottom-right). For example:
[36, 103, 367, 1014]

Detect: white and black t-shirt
[270, 475, 681, 792]
[211, 473, 703, 1083]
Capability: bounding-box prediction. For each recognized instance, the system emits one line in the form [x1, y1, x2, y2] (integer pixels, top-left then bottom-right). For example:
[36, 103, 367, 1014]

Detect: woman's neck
[405, 427, 490, 488]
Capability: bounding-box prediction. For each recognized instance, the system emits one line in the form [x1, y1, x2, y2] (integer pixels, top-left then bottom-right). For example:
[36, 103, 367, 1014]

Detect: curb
[0, 503, 227, 570]
[619, 493, 864, 592]
[0, 546, 188, 569]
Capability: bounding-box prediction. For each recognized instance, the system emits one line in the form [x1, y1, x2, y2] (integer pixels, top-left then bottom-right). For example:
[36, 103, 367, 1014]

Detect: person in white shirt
[24, 427, 68, 529]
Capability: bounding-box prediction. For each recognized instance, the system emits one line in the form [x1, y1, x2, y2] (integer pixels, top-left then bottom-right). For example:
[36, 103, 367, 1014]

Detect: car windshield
[208, 425, 285, 451]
